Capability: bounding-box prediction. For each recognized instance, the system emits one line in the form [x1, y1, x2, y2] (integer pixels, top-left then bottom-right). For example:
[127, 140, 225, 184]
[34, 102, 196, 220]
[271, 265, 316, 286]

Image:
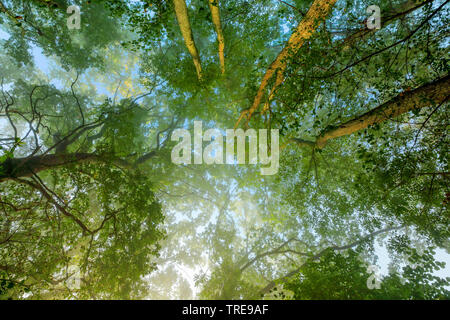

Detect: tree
[0, 44, 172, 298]
[172, 0, 203, 80]
[1, 0, 125, 70]
[1, 0, 448, 300]
[283, 247, 450, 300]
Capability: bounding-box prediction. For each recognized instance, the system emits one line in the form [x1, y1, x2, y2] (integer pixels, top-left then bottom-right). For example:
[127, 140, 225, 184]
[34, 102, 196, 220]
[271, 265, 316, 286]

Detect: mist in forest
[0, 0, 449, 300]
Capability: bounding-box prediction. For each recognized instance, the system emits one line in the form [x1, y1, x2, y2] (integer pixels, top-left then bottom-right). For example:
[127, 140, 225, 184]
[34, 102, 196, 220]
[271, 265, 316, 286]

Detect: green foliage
[0, 0, 448, 300]
[284, 248, 450, 300]
[0, 162, 164, 299]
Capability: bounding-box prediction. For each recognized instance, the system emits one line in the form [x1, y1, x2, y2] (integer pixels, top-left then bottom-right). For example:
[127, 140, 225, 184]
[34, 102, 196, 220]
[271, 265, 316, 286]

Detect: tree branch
[259, 226, 404, 296]
[235, 0, 338, 128]
[292, 75, 450, 149]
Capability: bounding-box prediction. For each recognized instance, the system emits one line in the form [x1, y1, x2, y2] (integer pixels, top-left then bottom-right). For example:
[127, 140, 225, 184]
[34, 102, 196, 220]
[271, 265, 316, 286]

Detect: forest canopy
[0, 0, 449, 300]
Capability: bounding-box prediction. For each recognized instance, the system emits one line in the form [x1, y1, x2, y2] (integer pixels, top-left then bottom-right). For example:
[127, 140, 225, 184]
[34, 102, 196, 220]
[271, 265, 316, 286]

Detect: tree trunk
[0, 153, 127, 182]
[290, 75, 449, 149]
[208, 0, 225, 74]
[173, 0, 203, 81]
[316, 75, 449, 148]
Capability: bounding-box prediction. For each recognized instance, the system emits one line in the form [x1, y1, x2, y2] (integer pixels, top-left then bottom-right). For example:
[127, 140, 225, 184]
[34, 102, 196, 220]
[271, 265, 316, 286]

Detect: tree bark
[208, 0, 225, 74]
[172, 0, 203, 81]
